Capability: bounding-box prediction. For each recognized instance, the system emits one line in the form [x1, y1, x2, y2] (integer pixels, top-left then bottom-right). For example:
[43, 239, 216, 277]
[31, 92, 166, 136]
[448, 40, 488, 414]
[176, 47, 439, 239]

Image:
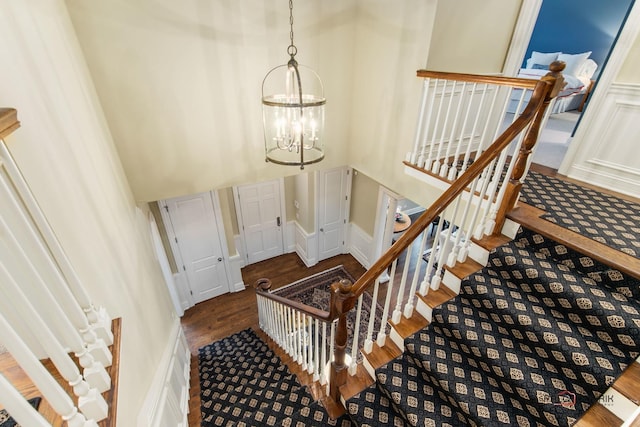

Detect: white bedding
[508, 55, 598, 114]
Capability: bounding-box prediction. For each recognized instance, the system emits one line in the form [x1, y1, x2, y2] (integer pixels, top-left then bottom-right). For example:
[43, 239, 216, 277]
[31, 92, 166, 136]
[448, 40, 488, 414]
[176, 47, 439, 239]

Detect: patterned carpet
[198, 328, 353, 426]
[519, 171, 640, 257]
[347, 227, 640, 426]
[273, 265, 383, 362]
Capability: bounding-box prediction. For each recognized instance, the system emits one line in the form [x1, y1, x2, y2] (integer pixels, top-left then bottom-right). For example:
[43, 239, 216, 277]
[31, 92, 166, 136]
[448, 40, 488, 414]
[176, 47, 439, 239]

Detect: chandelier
[262, 0, 325, 169]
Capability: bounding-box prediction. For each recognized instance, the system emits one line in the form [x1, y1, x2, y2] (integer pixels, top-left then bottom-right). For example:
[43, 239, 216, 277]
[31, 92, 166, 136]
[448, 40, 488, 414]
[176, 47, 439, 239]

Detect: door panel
[165, 192, 229, 304]
[318, 167, 350, 261]
[237, 180, 284, 264]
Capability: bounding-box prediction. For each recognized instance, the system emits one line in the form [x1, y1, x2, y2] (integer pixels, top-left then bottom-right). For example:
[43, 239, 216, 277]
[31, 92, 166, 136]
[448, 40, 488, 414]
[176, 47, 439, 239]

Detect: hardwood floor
[182, 252, 367, 426]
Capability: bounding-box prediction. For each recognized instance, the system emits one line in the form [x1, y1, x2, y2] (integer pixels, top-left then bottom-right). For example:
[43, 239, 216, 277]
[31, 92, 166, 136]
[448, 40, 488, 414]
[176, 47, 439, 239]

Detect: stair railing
[255, 62, 566, 407]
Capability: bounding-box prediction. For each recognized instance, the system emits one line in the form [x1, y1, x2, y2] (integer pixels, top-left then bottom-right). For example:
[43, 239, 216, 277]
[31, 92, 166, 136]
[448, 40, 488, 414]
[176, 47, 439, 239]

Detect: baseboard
[136, 318, 190, 427]
[349, 223, 372, 268]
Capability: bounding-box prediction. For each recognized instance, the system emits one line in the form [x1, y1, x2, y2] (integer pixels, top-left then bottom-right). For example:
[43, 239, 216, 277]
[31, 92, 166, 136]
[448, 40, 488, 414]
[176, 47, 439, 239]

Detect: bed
[507, 51, 597, 114]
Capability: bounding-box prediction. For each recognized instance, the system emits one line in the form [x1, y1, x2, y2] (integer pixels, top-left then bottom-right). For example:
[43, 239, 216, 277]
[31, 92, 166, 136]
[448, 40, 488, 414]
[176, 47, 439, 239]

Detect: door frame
[371, 185, 402, 280]
[503, 0, 640, 174]
[233, 178, 287, 265]
[158, 190, 232, 309]
[315, 166, 352, 261]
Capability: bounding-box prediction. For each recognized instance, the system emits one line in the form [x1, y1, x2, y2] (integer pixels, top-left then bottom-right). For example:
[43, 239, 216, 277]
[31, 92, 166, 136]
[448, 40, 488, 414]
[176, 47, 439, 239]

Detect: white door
[162, 192, 230, 304]
[317, 167, 351, 261]
[236, 180, 284, 264]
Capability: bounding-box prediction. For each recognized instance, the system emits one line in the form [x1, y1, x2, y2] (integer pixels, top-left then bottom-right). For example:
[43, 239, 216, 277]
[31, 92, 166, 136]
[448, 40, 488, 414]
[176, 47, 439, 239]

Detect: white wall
[0, 1, 176, 424]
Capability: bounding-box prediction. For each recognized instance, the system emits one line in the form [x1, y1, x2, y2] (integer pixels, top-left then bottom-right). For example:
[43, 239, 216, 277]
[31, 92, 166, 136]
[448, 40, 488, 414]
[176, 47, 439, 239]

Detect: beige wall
[349, 170, 380, 236]
[0, 2, 176, 424]
[65, 0, 357, 202]
[218, 187, 238, 255]
[427, 0, 522, 73]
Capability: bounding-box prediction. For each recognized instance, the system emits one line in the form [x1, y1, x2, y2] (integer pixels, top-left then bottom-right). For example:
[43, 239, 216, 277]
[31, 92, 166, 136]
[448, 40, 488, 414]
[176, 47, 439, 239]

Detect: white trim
[228, 253, 246, 292]
[209, 190, 234, 296]
[137, 319, 190, 427]
[560, 2, 640, 175]
[294, 222, 317, 267]
[502, 0, 542, 76]
[148, 211, 183, 316]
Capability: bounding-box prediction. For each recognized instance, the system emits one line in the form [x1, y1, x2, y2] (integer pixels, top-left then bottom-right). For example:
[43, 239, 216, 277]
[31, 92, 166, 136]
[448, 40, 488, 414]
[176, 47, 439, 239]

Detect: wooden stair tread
[470, 233, 512, 251]
[575, 402, 624, 427]
[508, 204, 640, 280]
[339, 363, 375, 401]
[418, 285, 456, 308]
[613, 361, 640, 404]
[363, 340, 402, 371]
[445, 257, 484, 280]
[391, 312, 429, 339]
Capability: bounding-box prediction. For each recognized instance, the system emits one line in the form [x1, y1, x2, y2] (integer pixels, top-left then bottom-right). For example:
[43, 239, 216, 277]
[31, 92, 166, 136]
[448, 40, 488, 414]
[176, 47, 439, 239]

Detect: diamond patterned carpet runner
[198, 328, 353, 426]
[347, 227, 640, 426]
[519, 171, 640, 257]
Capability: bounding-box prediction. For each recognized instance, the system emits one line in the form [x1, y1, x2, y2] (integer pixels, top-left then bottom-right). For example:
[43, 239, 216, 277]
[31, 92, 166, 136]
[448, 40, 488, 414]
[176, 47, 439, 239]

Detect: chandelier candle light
[262, 0, 325, 169]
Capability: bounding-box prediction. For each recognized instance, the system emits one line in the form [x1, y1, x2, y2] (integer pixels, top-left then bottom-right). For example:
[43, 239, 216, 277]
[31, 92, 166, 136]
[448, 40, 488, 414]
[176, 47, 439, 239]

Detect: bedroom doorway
[509, 0, 634, 171]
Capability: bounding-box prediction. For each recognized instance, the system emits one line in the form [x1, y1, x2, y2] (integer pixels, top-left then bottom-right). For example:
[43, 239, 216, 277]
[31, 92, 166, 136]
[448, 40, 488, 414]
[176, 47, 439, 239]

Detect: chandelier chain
[287, 0, 297, 58]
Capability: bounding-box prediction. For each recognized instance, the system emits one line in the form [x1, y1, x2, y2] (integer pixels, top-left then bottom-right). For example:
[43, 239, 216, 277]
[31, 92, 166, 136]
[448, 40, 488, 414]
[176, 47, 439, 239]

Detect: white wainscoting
[295, 223, 318, 267]
[137, 319, 191, 427]
[349, 223, 373, 269]
[285, 221, 297, 253]
[562, 83, 640, 198]
[228, 253, 245, 292]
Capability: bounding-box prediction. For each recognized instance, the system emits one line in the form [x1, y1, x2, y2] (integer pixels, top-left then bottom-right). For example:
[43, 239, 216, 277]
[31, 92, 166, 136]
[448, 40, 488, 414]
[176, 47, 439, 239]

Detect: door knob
[320, 228, 324, 232]
[218, 257, 222, 262]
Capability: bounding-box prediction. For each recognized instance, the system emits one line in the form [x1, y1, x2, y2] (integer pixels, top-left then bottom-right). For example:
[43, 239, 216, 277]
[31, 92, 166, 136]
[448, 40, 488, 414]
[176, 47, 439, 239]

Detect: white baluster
[404, 228, 430, 318]
[0, 262, 108, 421]
[287, 307, 295, 358]
[313, 318, 320, 382]
[327, 321, 336, 395]
[320, 321, 328, 386]
[377, 263, 397, 346]
[391, 243, 414, 324]
[0, 373, 50, 426]
[441, 82, 468, 178]
[0, 142, 113, 346]
[307, 315, 314, 375]
[423, 79, 444, 169]
[458, 84, 491, 177]
[349, 295, 363, 376]
[0, 176, 112, 377]
[411, 79, 431, 165]
[300, 312, 307, 370]
[0, 310, 100, 426]
[432, 80, 457, 173]
[364, 278, 380, 353]
[449, 83, 478, 180]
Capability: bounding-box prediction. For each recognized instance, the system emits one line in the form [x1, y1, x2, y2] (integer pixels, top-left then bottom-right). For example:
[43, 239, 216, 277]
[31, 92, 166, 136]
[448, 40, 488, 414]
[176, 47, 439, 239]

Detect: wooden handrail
[255, 63, 565, 405]
[0, 108, 20, 140]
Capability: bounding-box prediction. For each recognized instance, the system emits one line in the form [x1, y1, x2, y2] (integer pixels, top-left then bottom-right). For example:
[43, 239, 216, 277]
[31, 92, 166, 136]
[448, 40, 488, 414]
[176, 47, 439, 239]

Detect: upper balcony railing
[255, 62, 566, 408]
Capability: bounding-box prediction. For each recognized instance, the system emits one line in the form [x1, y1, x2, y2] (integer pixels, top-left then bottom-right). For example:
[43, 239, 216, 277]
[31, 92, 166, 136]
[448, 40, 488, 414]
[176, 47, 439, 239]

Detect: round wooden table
[394, 212, 411, 233]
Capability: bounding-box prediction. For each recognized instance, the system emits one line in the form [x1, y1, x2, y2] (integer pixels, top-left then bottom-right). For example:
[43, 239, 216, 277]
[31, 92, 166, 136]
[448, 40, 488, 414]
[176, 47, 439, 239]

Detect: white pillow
[557, 51, 592, 76]
[529, 51, 561, 67]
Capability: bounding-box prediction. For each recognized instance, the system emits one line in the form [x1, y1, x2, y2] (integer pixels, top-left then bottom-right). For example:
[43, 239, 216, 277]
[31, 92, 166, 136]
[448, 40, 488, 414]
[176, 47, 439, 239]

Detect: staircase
[239, 66, 640, 426]
[347, 225, 640, 426]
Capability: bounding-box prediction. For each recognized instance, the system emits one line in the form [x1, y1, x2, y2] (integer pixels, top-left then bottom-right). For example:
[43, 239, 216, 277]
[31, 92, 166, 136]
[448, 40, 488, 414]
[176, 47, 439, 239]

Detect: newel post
[493, 61, 566, 233]
[329, 279, 354, 403]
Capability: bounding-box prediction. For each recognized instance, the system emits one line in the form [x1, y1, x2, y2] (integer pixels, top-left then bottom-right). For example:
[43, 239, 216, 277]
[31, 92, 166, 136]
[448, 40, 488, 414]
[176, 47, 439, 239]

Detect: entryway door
[160, 191, 230, 305]
[317, 167, 351, 261]
[235, 179, 285, 264]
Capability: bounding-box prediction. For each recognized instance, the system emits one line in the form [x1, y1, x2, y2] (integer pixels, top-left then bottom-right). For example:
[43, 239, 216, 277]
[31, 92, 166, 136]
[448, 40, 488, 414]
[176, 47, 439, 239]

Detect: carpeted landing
[347, 226, 640, 426]
[198, 328, 353, 426]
